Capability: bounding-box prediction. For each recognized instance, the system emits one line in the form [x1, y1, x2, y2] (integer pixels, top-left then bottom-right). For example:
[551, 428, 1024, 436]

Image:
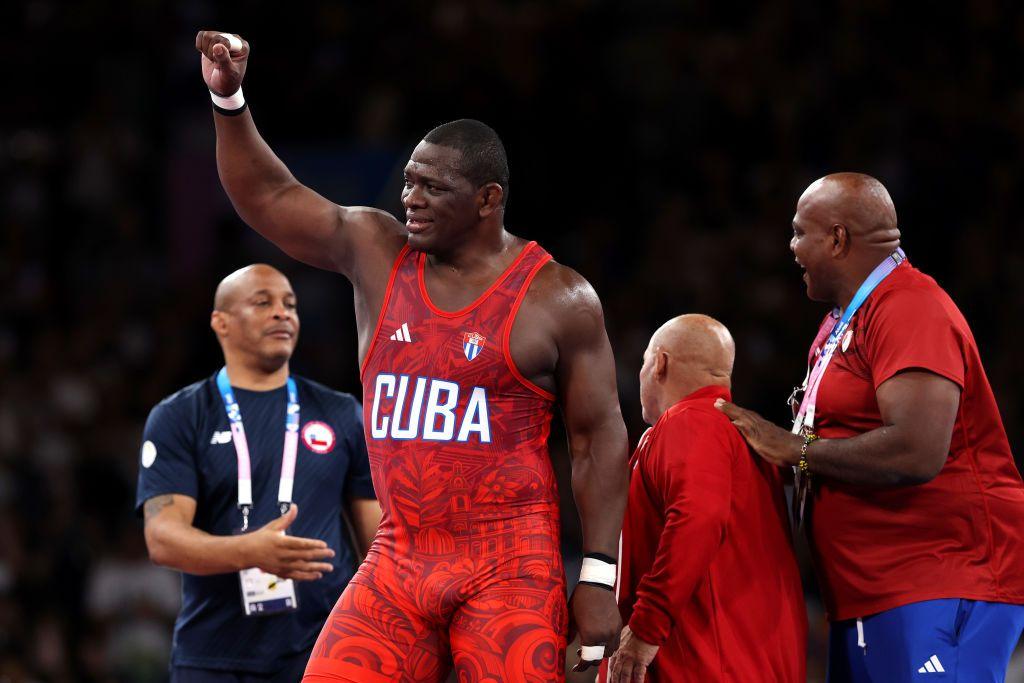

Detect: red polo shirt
[602, 386, 807, 682]
[808, 261, 1024, 620]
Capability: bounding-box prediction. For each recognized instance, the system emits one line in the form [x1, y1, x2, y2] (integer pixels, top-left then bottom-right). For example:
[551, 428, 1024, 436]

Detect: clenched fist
[195, 30, 250, 97]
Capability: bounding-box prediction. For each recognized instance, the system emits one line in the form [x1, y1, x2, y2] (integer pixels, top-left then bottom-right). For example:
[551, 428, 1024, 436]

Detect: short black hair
[423, 119, 509, 205]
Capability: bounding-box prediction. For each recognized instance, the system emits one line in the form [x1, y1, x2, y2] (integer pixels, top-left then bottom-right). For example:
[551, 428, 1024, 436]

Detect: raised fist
[195, 30, 250, 97]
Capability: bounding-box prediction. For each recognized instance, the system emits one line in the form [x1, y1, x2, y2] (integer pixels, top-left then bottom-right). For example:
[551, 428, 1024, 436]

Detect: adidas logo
[389, 323, 413, 343]
[917, 655, 945, 674]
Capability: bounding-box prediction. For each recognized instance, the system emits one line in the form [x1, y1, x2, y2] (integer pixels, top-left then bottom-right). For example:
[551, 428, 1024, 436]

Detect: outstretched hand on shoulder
[714, 398, 803, 468]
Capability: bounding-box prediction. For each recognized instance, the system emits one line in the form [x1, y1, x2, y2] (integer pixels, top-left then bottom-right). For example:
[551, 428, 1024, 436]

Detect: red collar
[659, 384, 732, 419]
[676, 384, 731, 405]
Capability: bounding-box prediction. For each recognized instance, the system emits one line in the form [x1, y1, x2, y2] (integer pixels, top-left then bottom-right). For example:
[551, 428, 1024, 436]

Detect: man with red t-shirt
[601, 315, 806, 683]
[718, 173, 1024, 682]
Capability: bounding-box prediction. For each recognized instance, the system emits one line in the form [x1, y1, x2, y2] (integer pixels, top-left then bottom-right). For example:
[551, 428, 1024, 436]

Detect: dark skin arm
[716, 371, 960, 486]
[143, 495, 335, 579]
[195, 31, 403, 351]
[524, 265, 628, 671]
[346, 498, 382, 557]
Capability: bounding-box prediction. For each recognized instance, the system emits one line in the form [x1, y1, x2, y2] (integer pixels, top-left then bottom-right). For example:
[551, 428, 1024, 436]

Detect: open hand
[244, 504, 335, 581]
[608, 625, 658, 683]
[715, 398, 803, 468]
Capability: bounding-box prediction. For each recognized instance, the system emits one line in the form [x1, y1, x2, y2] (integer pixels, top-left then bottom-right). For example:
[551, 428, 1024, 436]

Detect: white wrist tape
[579, 556, 617, 588]
[211, 86, 245, 111]
[580, 644, 606, 661]
[218, 32, 243, 52]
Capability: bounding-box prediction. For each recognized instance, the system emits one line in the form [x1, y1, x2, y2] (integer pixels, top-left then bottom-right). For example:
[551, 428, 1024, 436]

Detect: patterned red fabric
[304, 241, 568, 682]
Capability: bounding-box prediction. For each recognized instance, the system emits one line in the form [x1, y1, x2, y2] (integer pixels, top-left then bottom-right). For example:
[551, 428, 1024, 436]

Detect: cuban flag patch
[463, 332, 486, 361]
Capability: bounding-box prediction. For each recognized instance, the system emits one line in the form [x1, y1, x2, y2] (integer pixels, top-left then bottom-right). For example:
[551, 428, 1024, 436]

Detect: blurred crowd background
[2, 1, 1022, 681]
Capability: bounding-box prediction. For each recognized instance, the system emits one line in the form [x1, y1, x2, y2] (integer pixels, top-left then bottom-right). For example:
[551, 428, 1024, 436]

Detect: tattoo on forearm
[144, 494, 176, 522]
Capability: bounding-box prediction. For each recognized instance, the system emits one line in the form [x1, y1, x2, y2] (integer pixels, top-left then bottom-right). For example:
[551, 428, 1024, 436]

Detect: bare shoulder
[343, 205, 405, 234]
[526, 260, 606, 345]
[337, 206, 407, 281]
[340, 205, 406, 252]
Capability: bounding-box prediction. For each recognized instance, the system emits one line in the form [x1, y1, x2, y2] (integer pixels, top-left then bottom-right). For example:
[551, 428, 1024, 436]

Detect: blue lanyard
[215, 368, 300, 530]
[793, 248, 906, 433]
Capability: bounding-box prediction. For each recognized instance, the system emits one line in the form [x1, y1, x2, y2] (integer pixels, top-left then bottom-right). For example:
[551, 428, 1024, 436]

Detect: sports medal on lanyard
[216, 368, 302, 616]
[788, 249, 905, 529]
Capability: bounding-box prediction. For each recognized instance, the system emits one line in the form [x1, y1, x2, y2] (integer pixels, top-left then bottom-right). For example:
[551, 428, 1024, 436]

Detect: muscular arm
[802, 371, 960, 486]
[144, 494, 246, 574]
[143, 494, 334, 579]
[553, 278, 629, 558]
[346, 497, 382, 557]
[547, 268, 629, 668]
[719, 370, 961, 487]
[196, 31, 403, 279]
[213, 110, 402, 276]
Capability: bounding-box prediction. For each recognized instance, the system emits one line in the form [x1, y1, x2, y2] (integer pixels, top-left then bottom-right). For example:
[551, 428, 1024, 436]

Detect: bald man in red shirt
[602, 315, 807, 683]
[718, 174, 1024, 682]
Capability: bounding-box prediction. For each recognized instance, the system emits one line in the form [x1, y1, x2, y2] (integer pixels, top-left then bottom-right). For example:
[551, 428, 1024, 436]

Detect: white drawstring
[856, 618, 867, 653]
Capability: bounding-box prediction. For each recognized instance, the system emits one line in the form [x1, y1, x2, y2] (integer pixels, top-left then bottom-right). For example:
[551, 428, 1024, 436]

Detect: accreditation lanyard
[215, 368, 300, 531]
[791, 248, 906, 436]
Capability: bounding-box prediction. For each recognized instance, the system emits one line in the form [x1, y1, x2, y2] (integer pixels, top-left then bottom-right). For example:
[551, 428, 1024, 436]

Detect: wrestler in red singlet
[304, 242, 567, 682]
[196, 30, 628, 682]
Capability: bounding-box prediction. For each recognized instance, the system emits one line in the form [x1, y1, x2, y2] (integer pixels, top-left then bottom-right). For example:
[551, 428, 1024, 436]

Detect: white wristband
[211, 86, 245, 112]
[218, 32, 243, 52]
[579, 556, 617, 588]
[580, 644, 606, 661]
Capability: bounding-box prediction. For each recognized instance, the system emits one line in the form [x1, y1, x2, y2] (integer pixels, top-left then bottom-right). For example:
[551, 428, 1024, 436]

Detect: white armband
[579, 554, 617, 589]
[211, 87, 246, 115]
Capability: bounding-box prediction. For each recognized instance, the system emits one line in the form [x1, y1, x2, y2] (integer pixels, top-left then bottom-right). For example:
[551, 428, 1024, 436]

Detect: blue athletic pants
[828, 599, 1024, 682]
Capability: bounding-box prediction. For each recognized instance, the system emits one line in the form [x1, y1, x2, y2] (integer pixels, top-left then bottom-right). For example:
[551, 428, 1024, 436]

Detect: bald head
[214, 264, 289, 312]
[210, 264, 299, 375]
[640, 314, 735, 424]
[651, 314, 735, 381]
[792, 173, 902, 305]
[797, 173, 900, 249]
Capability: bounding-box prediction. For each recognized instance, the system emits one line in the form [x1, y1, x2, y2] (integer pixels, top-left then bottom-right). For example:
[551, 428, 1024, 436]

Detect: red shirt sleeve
[865, 287, 965, 390]
[628, 410, 736, 646]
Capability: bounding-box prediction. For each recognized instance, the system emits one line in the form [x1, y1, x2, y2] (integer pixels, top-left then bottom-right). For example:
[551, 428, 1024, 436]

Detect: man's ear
[211, 310, 229, 339]
[830, 223, 851, 257]
[478, 182, 504, 218]
[654, 350, 670, 381]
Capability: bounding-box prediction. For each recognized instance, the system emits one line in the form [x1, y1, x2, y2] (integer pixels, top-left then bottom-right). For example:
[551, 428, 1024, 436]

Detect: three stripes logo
[917, 655, 945, 674]
[390, 323, 413, 343]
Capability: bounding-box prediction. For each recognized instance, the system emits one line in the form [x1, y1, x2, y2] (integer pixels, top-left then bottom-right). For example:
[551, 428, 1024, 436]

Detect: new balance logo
[917, 655, 945, 674]
[210, 431, 232, 445]
[389, 323, 412, 342]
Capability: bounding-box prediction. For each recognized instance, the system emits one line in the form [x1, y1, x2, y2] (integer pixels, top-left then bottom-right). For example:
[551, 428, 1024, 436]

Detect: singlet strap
[359, 245, 413, 380]
[502, 248, 556, 401]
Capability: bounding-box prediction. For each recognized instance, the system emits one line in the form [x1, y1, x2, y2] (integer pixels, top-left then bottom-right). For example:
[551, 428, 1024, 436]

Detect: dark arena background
[3, 1, 1023, 681]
